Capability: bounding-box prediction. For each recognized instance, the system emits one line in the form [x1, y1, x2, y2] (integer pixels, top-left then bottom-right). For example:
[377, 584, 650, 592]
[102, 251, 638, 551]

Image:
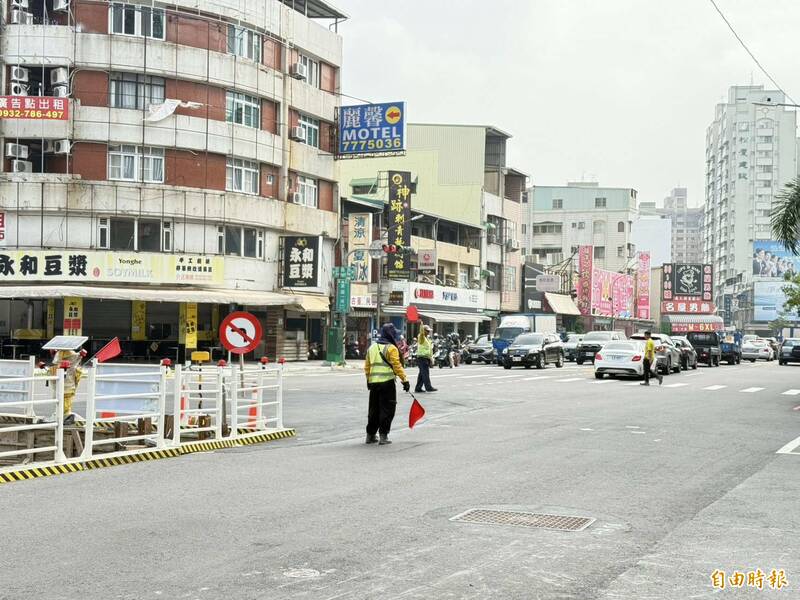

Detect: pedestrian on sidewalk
[364, 323, 410, 445]
[641, 330, 663, 386]
[414, 325, 438, 393]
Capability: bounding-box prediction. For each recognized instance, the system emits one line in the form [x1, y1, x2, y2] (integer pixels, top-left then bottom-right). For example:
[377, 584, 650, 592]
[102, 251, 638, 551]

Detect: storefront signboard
[662, 263, 713, 302]
[63, 297, 82, 336]
[386, 171, 412, 280]
[348, 213, 372, 283]
[282, 236, 321, 288]
[636, 252, 651, 319]
[577, 245, 592, 315]
[0, 251, 223, 285]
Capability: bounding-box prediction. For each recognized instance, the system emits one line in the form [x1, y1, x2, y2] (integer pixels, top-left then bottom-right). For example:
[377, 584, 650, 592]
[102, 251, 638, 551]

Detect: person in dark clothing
[364, 323, 410, 445]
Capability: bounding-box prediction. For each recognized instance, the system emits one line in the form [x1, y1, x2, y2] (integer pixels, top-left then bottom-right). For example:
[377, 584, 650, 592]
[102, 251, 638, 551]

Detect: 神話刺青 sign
[338, 102, 405, 156]
[386, 171, 412, 280]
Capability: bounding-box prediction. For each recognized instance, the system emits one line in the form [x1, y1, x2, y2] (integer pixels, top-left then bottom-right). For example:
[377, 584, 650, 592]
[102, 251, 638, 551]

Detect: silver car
[742, 339, 774, 362]
[630, 333, 683, 374]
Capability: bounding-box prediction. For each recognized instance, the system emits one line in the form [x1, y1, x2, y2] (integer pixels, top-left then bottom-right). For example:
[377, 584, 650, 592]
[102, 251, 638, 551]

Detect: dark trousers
[643, 358, 653, 384]
[415, 358, 435, 392]
[367, 380, 397, 436]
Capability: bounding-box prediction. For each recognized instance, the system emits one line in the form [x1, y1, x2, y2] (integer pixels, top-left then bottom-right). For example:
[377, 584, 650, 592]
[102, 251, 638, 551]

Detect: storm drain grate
[450, 509, 595, 531]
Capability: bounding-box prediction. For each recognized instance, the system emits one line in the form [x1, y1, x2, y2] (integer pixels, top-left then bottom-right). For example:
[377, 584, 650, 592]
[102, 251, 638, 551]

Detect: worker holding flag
[364, 323, 410, 445]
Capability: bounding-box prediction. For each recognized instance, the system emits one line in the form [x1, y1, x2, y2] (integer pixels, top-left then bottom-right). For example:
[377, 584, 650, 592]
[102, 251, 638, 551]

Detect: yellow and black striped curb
[0, 429, 296, 486]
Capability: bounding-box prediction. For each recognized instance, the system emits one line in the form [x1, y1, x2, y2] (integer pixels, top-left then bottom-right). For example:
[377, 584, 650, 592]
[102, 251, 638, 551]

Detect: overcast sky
[332, 0, 800, 207]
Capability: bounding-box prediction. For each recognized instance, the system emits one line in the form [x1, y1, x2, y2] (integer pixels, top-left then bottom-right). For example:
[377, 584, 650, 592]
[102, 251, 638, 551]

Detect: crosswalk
[343, 363, 799, 397]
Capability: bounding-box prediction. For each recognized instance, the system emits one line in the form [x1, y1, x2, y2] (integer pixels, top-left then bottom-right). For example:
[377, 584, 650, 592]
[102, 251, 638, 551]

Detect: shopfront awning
[544, 293, 581, 316]
[292, 294, 330, 313]
[0, 285, 299, 307]
[662, 314, 724, 331]
[418, 310, 490, 324]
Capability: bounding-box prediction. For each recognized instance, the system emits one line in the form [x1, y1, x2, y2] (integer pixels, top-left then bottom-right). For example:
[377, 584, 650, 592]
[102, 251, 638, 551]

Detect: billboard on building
[662, 263, 713, 302]
[636, 251, 651, 319]
[752, 240, 800, 278]
[754, 281, 800, 323]
[348, 213, 372, 283]
[338, 102, 405, 157]
[0, 251, 223, 285]
[282, 236, 321, 288]
[386, 171, 412, 280]
[0, 96, 69, 120]
[577, 245, 593, 315]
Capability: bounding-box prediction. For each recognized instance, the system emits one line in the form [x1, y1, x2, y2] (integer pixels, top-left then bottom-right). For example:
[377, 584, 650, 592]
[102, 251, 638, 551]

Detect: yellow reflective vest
[365, 343, 407, 384]
[417, 335, 432, 359]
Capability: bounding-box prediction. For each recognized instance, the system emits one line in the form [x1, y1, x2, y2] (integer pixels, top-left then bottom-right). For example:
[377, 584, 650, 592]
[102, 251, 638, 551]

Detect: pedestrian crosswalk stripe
[521, 376, 552, 381]
[663, 383, 688, 388]
[556, 378, 583, 383]
[592, 379, 616, 384]
[703, 385, 727, 391]
[461, 374, 488, 379]
[490, 375, 521, 380]
[740, 387, 764, 393]
[625, 382, 642, 386]
[782, 389, 800, 396]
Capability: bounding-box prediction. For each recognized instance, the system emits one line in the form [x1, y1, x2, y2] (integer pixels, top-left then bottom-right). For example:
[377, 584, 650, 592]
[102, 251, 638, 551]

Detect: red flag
[406, 305, 420, 322]
[409, 398, 426, 429]
[94, 337, 122, 363]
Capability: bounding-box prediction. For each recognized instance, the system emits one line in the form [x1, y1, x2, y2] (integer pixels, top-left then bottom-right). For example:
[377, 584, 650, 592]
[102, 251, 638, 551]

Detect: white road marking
[776, 434, 800, 455]
[521, 376, 553, 381]
[489, 375, 522, 380]
[663, 383, 688, 388]
[740, 387, 765, 393]
[703, 385, 727, 391]
[625, 382, 643, 386]
[592, 379, 616, 384]
[625, 426, 640, 429]
[630, 431, 647, 434]
[579, 428, 594, 431]
[556, 378, 583, 383]
[782, 389, 800, 396]
[461, 374, 489, 379]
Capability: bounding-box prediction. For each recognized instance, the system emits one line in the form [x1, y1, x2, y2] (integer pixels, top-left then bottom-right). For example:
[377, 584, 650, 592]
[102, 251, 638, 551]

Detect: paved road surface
[1, 360, 798, 599]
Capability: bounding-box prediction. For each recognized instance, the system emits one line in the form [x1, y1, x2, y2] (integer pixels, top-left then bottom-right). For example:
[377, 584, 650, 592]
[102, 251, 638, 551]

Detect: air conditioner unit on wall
[10, 66, 29, 82]
[53, 0, 70, 11]
[11, 0, 30, 10]
[5, 143, 29, 159]
[52, 85, 70, 98]
[50, 67, 69, 86]
[506, 239, 520, 252]
[289, 126, 305, 142]
[54, 140, 71, 155]
[42, 140, 56, 153]
[10, 82, 29, 96]
[10, 9, 33, 25]
[291, 192, 303, 204]
[289, 62, 308, 80]
[11, 160, 33, 173]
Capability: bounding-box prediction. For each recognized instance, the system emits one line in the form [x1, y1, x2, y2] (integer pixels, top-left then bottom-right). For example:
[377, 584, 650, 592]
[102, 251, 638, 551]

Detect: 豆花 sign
[338, 102, 405, 156]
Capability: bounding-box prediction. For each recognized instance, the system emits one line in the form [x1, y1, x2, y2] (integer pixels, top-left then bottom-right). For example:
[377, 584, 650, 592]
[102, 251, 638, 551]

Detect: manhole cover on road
[450, 509, 595, 531]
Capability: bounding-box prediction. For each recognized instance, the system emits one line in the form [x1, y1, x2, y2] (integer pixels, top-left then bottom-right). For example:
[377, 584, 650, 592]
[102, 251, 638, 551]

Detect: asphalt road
[1, 359, 798, 599]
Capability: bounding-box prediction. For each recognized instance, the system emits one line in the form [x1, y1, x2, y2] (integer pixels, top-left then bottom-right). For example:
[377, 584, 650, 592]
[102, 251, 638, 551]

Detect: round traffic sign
[220, 311, 263, 355]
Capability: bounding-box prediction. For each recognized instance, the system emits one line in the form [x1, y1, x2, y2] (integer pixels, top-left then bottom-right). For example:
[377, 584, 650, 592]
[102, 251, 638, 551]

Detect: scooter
[345, 342, 361, 360]
[435, 345, 451, 369]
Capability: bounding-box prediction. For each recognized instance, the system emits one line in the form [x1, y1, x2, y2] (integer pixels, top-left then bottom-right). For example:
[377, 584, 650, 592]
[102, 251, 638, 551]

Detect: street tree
[771, 176, 800, 254]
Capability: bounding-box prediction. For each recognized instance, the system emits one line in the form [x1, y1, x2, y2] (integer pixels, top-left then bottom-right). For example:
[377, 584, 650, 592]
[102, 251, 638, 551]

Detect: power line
[707, 0, 796, 105]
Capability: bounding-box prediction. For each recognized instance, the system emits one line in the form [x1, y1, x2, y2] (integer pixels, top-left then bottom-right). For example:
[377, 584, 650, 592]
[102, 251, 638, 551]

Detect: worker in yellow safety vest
[364, 323, 410, 445]
[414, 325, 437, 393]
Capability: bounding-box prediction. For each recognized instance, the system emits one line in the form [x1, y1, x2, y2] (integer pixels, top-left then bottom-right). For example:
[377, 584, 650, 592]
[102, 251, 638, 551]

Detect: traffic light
[382, 243, 398, 254]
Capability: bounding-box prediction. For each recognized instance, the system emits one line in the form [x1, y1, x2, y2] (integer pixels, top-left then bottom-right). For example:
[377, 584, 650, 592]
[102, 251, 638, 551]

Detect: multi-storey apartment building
[663, 188, 703, 264]
[525, 182, 639, 273]
[337, 124, 527, 335]
[0, 0, 346, 360]
[704, 85, 798, 327]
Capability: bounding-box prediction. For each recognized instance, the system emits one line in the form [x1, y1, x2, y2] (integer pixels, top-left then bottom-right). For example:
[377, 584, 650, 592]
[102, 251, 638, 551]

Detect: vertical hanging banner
[178, 303, 186, 345]
[282, 236, 321, 288]
[349, 213, 373, 283]
[46, 299, 55, 338]
[0, 211, 5, 244]
[386, 171, 412, 280]
[636, 252, 651, 319]
[185, 302, 198, 350]
[63, 297, 83, 335]
[131, 300, 147, 341]
[577, 245, 593, 316]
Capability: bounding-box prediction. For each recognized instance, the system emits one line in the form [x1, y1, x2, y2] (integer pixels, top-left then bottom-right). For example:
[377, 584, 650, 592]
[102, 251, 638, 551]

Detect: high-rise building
[704, 85, 798, 319]
[0, 0, 346, 359]
[663, 188, 703, 264]
[524, 182, 639, 273]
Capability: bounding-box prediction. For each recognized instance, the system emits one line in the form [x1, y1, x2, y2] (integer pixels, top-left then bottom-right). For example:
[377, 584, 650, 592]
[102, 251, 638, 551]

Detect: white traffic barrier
[0, 369, 66, 464]
[228, 363, 284, 434]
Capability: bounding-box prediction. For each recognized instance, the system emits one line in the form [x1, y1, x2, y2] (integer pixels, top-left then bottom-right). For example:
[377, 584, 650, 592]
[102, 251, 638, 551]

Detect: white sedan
[594, 341, 648, 379]
[742, 340, 774, 362]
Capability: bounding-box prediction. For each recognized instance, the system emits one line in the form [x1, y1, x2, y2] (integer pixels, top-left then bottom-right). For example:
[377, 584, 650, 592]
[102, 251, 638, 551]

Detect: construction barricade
[0, 359, 292, 484]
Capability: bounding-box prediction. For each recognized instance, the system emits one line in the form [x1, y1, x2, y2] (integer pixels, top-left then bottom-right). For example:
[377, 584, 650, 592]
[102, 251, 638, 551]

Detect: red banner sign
[636, 252, 651, 319]
[0, 96, 69, 120]
[577, 245, 593, 315]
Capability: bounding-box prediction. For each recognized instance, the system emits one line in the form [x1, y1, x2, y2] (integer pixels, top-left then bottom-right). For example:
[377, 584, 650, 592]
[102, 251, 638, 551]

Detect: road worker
[364, 323, 410, 445]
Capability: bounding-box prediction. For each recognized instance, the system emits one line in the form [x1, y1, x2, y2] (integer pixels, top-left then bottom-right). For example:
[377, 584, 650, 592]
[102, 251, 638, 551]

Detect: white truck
[491, 314, 558, 364]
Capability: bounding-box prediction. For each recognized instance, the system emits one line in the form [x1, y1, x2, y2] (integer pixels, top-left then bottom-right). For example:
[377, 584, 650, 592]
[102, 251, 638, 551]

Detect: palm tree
[771, 177, 800, 254]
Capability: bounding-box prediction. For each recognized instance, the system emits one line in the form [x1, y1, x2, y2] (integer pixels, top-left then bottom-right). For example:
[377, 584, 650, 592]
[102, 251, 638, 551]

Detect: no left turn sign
[220, 311, 263, 355]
